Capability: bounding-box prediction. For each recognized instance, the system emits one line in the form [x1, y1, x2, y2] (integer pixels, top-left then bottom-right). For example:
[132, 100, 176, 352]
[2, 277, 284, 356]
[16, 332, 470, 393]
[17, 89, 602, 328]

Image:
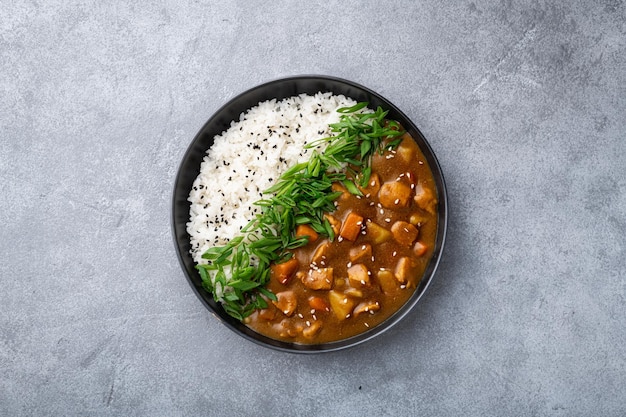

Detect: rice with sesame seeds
[187, 92, 357, 264]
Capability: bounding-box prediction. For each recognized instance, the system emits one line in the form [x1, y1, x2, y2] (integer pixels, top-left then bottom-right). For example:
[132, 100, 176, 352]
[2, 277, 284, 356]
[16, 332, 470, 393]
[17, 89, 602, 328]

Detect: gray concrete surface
[1, 1, 625, 416]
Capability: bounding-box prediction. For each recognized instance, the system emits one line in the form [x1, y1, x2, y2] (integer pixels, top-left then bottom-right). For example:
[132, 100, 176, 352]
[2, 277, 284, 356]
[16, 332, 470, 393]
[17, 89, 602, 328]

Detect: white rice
[187, 92, 358, 264]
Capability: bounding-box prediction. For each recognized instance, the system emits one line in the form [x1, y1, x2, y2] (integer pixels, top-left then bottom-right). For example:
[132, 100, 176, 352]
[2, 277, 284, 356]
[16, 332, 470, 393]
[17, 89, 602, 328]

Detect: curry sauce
[244, 132, 438, 343]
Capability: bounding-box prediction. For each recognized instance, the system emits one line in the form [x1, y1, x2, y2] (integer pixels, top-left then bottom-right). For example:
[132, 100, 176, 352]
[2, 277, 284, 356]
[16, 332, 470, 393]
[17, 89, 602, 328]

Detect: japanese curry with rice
[189, 96, 438, 345]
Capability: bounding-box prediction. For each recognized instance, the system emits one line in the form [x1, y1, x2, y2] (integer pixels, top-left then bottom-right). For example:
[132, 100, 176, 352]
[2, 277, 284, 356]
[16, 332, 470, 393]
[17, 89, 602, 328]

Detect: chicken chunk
[394, 256, 417, 284]
[396, 136, 416, 163]
[379, 181, 412, 209]
[349, 244, 372, 263]
[348, 263, 370, 287]
[353, 301, 381, 317]
[273, 291, 298, 317]
[311, 240, 331, 266]
[390, 221, 419, 246]
[413, 184, 437, 214]
[302, 320, 323, 339]
[358, 172, 381, 196]
[300, 267, 334, 290]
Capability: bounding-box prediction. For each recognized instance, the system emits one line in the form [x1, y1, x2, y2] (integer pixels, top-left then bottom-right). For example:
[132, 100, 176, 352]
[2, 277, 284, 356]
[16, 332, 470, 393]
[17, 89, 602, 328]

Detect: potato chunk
[349, 244, 372, 263]
[300, 267, 334, 290]
[377, 269, 397, 294]
[365, 221, 392, 244]
[348, 263, 370, 287]
[391, 221, 419, 246]
[409, 212, 429, 226]
[329, 291, 356, 320]
[379, 181, 412, 208]
[273, 291, 297, 317]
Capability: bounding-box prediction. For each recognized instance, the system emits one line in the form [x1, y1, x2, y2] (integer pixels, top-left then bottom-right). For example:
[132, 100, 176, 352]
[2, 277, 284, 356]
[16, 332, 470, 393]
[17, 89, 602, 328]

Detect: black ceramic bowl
[172, 75, 447, 353]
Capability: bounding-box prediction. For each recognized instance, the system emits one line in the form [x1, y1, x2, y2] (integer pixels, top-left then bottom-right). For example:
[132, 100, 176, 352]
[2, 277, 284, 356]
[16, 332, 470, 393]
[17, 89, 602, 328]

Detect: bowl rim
[171, 74, 448, 353]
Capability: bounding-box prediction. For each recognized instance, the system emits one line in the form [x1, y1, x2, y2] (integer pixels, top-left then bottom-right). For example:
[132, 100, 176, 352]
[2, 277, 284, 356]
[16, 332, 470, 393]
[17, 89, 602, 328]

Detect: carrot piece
[295, 224, 319, 243]
[308, 296, 330, 312]
[270, 257, 300, 285]
[339, 211, 364, 241]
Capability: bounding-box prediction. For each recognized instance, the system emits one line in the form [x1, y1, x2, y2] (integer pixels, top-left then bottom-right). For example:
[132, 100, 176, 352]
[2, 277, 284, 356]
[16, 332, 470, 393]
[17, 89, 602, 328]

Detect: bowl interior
[172, 75, 447, 352]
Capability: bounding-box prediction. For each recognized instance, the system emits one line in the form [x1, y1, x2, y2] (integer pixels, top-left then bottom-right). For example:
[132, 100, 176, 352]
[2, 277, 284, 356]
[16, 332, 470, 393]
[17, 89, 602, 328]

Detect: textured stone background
[1, 1, 625, 416]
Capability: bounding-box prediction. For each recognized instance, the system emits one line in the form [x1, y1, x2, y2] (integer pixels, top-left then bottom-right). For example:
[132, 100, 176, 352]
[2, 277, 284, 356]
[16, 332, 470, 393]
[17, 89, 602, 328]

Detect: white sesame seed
[394, 199, 400, 204]
[392, 251, 397, 256]
[361, 280, 366, 285]
[306, 320, 311, 327]
[385, 218, 391, 223]
[347, 262, 352, 268]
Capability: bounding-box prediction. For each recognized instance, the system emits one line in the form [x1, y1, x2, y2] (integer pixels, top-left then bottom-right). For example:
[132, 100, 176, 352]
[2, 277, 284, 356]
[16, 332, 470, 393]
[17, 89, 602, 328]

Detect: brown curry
[244, 132, 438, 343]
